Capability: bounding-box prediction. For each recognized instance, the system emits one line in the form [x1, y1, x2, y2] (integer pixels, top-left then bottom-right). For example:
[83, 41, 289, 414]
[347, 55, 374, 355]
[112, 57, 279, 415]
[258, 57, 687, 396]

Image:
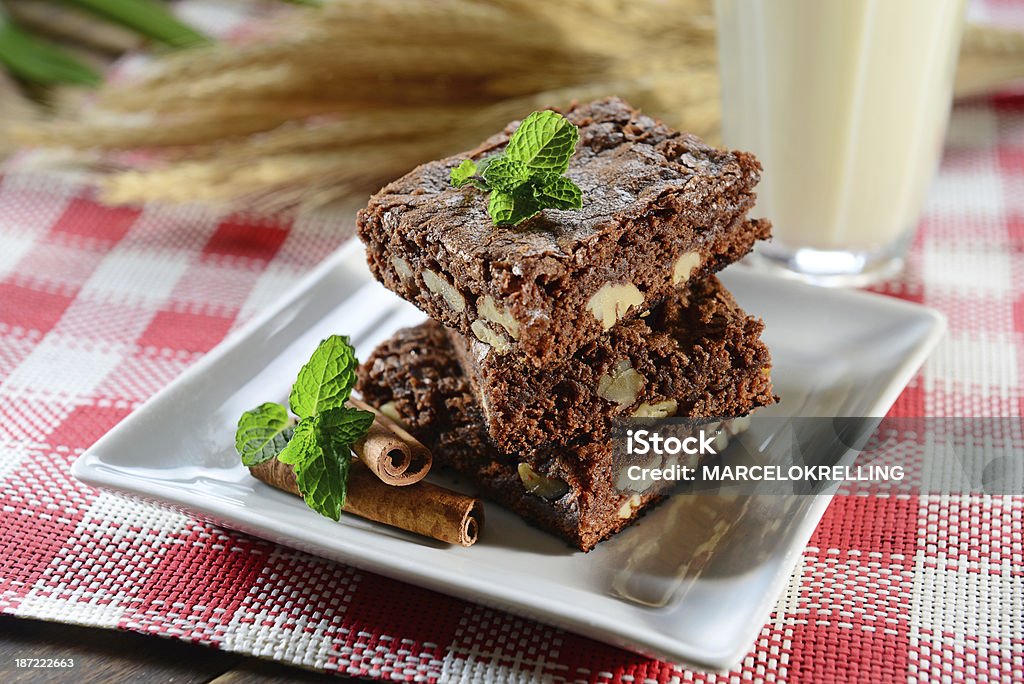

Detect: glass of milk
[715, 0, 968, 286]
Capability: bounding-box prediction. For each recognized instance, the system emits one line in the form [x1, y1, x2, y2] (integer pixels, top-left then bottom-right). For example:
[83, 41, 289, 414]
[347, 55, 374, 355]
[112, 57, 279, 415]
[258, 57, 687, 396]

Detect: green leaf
[235, 402, 293, 466]
[275, 417, 315, 466]
[481, 156, 529, 193]
[277, 417, 350, 521]
[450, 159, 477, 188]
[475, 156, 494, 176]
[504, 110, 579, 174]
[237, 333, 370, 521]
[448, 111, 582, 227]
[533, 175, 582, 210]
[488, 191, 514, 225]
[489, 187, 542, 226]
[66, 0, 208, 49]
[289, 335, 359, 420]
[321, 406, 375, 446]
[0, 18, 101, 87]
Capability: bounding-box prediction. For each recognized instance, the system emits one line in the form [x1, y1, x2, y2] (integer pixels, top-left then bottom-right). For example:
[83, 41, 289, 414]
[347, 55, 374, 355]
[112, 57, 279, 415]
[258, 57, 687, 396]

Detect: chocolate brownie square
[355, 319, 654, 551]
[447, 275, 775, 454]
[357, 97, 770, 367]
[356, 311, 772, 552]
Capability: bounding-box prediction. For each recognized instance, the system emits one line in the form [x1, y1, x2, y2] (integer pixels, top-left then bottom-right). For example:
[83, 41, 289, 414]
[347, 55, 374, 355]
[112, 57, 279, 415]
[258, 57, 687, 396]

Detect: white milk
[716, 0, 966, 254]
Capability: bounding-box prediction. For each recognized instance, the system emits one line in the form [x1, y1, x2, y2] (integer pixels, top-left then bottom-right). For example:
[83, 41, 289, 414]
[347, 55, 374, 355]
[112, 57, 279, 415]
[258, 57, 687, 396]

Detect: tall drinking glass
[715, 0, 968, 286]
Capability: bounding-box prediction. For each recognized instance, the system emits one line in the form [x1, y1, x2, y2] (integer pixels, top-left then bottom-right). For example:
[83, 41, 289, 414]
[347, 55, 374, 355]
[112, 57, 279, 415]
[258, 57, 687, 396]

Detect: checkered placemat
[1, 93, 1022, 682]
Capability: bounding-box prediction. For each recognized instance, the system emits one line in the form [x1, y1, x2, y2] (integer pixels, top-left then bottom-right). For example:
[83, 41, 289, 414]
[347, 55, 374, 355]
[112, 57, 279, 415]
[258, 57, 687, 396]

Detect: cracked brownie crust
[357, 97, 771, 367]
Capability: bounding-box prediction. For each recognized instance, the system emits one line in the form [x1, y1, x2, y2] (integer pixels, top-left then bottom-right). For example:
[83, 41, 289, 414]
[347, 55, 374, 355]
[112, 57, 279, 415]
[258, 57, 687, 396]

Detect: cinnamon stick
[249, 458, 482, 547]
[349, 397, 431, 486]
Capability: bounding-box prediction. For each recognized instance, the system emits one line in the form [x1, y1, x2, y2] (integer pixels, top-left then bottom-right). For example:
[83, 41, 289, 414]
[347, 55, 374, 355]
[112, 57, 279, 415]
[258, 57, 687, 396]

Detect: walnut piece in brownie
[357, 97, 771, 367]
[448, 274, 775, 454]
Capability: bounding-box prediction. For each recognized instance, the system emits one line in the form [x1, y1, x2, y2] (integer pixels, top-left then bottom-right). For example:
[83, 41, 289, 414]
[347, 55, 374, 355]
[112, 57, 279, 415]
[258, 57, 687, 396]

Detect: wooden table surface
[0, 615, 356, 683]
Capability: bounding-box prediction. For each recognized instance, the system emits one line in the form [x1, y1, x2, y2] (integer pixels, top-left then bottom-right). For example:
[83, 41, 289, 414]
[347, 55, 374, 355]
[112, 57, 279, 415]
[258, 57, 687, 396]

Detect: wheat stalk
[72, 0, 1024, 212]
[11, 0, 717, 209]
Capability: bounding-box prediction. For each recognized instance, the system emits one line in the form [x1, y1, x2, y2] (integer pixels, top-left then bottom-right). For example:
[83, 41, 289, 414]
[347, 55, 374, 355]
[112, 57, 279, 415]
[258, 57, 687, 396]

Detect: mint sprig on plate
[234, 335, 374, 520]
[450, 110, 582, 226]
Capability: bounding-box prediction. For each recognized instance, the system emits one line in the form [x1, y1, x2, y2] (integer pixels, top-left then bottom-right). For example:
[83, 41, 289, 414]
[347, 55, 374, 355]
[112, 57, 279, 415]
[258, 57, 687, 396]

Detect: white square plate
[72, 240, 944, 670]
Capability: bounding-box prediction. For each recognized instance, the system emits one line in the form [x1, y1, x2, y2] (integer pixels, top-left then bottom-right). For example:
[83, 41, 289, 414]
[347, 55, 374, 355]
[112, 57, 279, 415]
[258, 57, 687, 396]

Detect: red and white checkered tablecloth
[1, 91, 1023, 682]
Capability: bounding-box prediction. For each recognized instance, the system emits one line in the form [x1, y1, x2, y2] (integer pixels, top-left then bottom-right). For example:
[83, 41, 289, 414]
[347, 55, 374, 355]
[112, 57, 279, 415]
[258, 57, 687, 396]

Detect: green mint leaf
[275, 417, 315, 466]
[277, 417, 350, 521]
[449, 111, 582, 226]
[450, 158, 491, 191]
[480, 156, 529, 193]
[450, 159, 477, 187]
[321, 406, 375, 446]
[504, 110, 579, 174]
[475, 156, 494, 176]
[533, 175, 582, 210]
[235, 402, 293, 466]
[470, 157, 495, 191]
[289, 335, 358, 419]
[489, 187, 543, 226]
[488, 190, 514, 224]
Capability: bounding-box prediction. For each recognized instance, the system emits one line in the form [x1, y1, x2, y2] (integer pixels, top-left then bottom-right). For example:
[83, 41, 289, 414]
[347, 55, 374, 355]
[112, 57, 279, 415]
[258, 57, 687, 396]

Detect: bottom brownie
[356, 319, 761, 551]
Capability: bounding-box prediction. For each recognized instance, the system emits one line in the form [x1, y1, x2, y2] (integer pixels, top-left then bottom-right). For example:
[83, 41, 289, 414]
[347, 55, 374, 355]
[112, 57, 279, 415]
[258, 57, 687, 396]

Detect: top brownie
[357, 97, 769, 367]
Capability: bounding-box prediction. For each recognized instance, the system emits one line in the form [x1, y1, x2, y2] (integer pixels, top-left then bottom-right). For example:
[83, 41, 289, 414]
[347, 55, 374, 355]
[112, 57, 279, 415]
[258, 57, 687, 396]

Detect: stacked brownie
[355, 98, 776, 551]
